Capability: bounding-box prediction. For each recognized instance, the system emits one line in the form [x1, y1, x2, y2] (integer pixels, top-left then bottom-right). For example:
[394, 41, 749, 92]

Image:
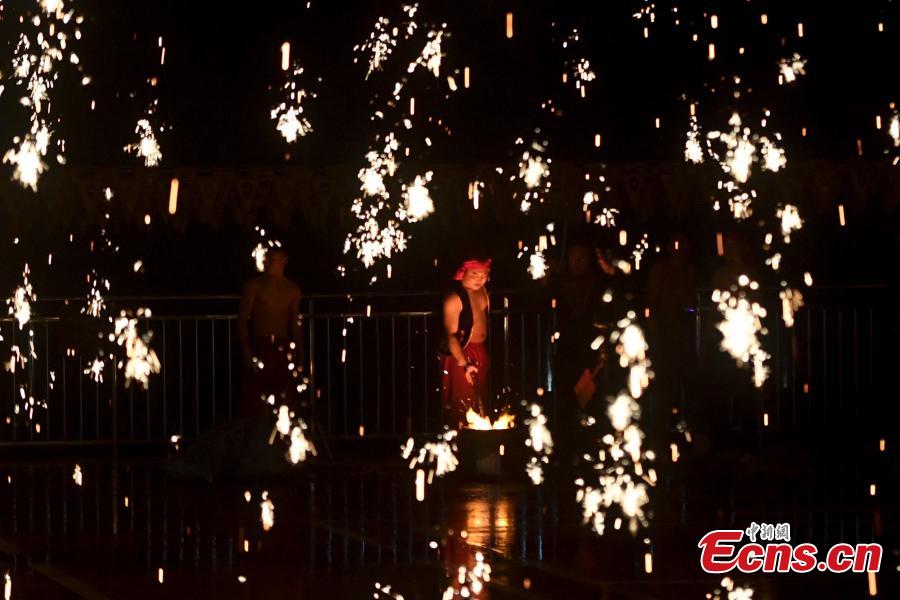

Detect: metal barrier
[0, 287, 893, 446]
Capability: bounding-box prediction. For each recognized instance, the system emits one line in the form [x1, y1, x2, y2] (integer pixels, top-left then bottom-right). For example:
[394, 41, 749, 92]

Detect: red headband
[454, 259, 492, 281]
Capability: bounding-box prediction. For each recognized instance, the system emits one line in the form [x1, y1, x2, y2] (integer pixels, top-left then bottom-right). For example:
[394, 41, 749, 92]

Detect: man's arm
[290, 286, 305, 367]
[237, 280, 258, 368]
[444, 294, 478, 384]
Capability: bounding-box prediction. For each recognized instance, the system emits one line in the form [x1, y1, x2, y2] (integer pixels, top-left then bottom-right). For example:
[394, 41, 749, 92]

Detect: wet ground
[0, 442, 897, 599]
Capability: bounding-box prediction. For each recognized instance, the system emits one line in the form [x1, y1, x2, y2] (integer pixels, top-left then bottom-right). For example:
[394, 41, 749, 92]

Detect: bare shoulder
[443, 291, 462, 314]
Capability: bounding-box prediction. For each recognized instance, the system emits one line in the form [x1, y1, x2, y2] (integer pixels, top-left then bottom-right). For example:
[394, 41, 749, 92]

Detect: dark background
[0, 0, 897, 300]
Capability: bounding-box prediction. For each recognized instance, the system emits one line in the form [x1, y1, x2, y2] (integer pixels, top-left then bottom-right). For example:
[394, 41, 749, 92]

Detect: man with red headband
[440, 258, 492, 429]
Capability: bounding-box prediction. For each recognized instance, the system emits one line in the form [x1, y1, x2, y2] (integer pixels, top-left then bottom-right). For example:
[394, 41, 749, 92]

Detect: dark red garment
[240, 336, 300, 417]
[441, 342, 489, 429]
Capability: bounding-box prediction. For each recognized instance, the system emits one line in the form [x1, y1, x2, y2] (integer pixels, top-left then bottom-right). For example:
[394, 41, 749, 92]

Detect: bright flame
[465, 409, 515, 430]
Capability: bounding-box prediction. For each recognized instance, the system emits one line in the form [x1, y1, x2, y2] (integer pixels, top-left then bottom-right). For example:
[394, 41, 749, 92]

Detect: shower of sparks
[271, 405, 317, 464]
[713, 278, 770, 388]
[519, 151, 550, 193]
[260, 492, 275, 531]
[594, 207, 619, 227]
[709, 577, 754, 600]
[7, 265, 35, 330]
[84, 357, 104, 383]
[124, 118, 162, 167]
[561, 28, 596, 96]
[684, 116, 704, 163]
[442, 550, 492, 599]
[401, 429, 458, 499]
[354, 4, 419, 78]
[779, 288, 804, 328]
[700, 112, 786, 219]
[400, 171, 434, 221]
[408, 30, 444, 77]
[72, 464, 82, 486]
[778, 53, 807, 84]
[83, 270, 110, 317]
[577, 315, 655, 536]
[271, 63, 316, 143]
[524, 402, 553, 485]
[111, 308, 161, 389]
[4, 1, 88, 189]
[777, 204, 803, 243]
[3, 130, 49, 191]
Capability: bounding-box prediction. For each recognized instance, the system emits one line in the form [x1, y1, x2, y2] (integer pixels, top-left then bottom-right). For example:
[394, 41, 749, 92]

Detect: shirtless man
[441, 258, 491, 429]
[237, 248, 304, 416]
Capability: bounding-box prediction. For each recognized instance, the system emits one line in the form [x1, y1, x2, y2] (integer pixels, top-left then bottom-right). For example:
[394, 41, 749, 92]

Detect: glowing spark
[271, 64, 314, 143]
[3, 572, 9, 600]
[124, 119, 162, 167]
[408, 30, 443, 77]
[7, 265, 35, 330]
[260, 492, 275, 531]
[709, 578, 754, 600]
[402, 429, 458, 499]
[713, 280, 770, 387]
[778, 53, 807, 84]
[527, 251, 547, 280]
[761, 139, 787, 172]
[353, 5, 418, 77]
[167, 177, 179, 214]
[889, 113, 899, 146]
[401, 172, 434, 221]
[84, 357, 104, 383]
[72, 464, 82, 486]
[275, 405, 291, 436]
[779, 288, 804, 328]
[288, 421, 316, 464]
[520, 152, 549, 189]
[524, 403, 553, 485]
[3, 131, 48, 191]
[777, 204, 803, 242]
[112, 308, 161, 389]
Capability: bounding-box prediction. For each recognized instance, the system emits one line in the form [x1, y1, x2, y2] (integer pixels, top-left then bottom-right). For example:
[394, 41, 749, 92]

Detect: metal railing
[0, 287, 893, 446]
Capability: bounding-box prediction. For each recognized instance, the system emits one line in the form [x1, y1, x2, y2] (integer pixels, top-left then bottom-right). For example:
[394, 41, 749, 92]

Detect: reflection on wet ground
[0, 446, 896, 599]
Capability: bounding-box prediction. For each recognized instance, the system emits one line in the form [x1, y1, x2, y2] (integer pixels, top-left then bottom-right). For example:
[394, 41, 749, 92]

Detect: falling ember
[879, 439, 886, 452]
[670, 443, 679, 462]
[869, 483, 876, 496]
[260, 492, 275, 531]
[72, 464, 82, 486]
[3, 573, 9, 600]
[415, 469, 425, 501]
[280, 42, 291, 71]
[838, 204, 846, 226]
[506, 12, 514, 38]
[157, 568, 164, 584]
[708, 43, 716, 60]
[167, 177, 179, 215]
[779, 288, 804, 328]
[644, 552, 653, 574]
[868, 570, 877, 596]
